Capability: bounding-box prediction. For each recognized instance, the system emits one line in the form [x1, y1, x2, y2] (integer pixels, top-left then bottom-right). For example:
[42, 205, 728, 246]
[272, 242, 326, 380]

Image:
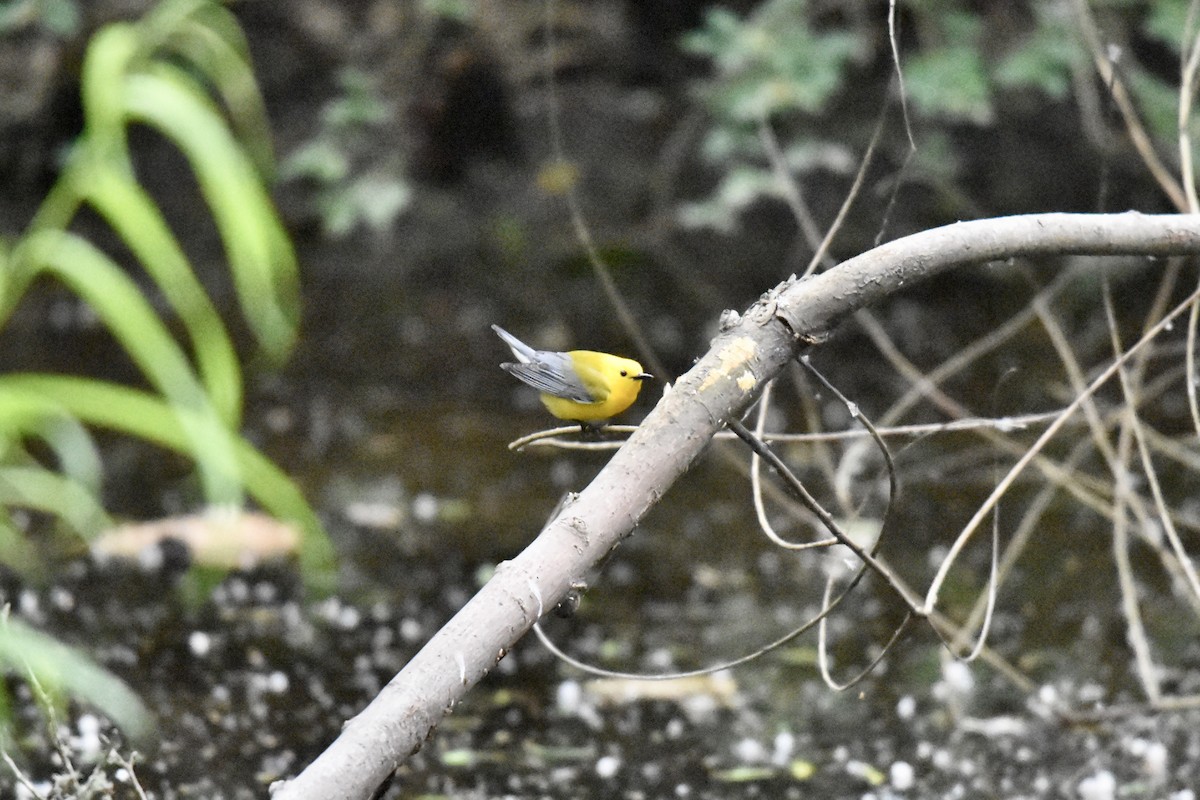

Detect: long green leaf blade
[11, 230, 243, 505]
[79, 161, 244, 426]
[167, 11, 275, 176]
[0, 393, 103, 492]
[0, 466, 113, 539]
[121, 67, 300, 362]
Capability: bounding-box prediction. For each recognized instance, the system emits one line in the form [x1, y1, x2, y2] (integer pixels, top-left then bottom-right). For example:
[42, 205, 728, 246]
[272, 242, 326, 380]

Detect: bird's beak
[634, 372, 653, 381]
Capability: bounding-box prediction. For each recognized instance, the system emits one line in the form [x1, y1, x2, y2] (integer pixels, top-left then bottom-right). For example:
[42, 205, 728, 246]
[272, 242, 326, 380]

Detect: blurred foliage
[0, 0, 334, 578]
[280, 68, 413, 238]
[420, 0, 472, 24]
[0, 611, 152, 755]
[903, 8, 993, 125]
[0, 0, 336, 750]
[680, 0, 1194, 232]
[992, 5, 1079, 99]
[682, 0, 866, 122]
[0, 0, 80, 36]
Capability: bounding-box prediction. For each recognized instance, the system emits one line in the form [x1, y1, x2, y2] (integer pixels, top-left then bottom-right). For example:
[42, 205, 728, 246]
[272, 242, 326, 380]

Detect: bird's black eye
[620, 370, 628, 377]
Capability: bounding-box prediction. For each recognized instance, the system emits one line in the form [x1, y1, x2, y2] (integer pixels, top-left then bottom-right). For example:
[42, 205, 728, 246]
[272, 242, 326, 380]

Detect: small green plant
[682, 0, 865, 123]
[0, 0, 332, 581]
[281, 68, 412, 237]
[0, 0, 334, 751]
[677, 0, 868, 233]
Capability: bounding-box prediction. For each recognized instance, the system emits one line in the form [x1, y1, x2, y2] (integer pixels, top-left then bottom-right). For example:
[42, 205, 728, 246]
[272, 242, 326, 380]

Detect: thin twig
[508, 424, 638, 451]
[543, 0, 665, 378]
[878, 0, 917, 246]
[818, 598, 912, 691]
[1188, 275, 1200, 438]
[805, 102, 890, 277]
[1071, 0, 1188, 210]
[1103, 271, 1176, 701]
[886, 0, 915, 151]
[1032, 293, 1123, 479]
[107, 747, 151, 800]
[750, 381, 836, 550]
[857, 268, 1077, 435]
[730, 418, 903, 595]
[758, 115, 825, 257]
[854, 302, 1115, 530]
[951, 459, 1063, 649]
[924, 280, 1200, 613]
[783, 360, 849, 514]
[531, 555, 870, 681]
[1110, 385, 1163, 702]
[514, 410, 1074, 451]
[1177, 0, 1200, 212]
[1104, 285, 1200, 604]
[2, 751, 46, 798]
[728, 360, 922, 616]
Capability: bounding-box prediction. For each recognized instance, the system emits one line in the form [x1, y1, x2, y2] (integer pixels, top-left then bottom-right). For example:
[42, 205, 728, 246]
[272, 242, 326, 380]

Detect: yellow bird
[492, 324, 652, 425]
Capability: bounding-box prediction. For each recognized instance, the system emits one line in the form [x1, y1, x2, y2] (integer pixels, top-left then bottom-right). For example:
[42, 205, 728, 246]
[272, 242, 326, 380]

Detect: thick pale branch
[776, 212, 1200, 340]
[271, 212, 1200, 800]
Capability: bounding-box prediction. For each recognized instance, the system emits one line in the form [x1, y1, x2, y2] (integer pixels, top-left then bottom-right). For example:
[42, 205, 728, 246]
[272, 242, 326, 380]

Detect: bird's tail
[491, 324, 536, 364]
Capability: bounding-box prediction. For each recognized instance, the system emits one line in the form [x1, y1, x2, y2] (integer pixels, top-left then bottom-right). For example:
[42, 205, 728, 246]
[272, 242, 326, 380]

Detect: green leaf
[1143, 0, 1192, 55]
[162, 10, 276, 176]
[994, 8, 1081, 99]
[0, 515, 39, 576]
[0, 466, 112, 539]
[0, 393, 103, 492]
[79, 23, 139, 170]
[78, 160, 244, 427]
[39, 0, 82, 36]
[323, 69, 390, 128]
[136, 0, 213, 50]
[320, 174, 413, 237]
[280, 139, 352, 183]
[120, 65, 301, 362]
[908, 129, 965, 186]
[904, 45, 994, 124]
[0, 0, 333, 592]
[1126, 66, 1185, 145]
[351, 175, 413, 231]
[1128, 65, 1185, 143]
[684, 0, 863, 121]
[421, 0, 473, 22]
[936, 7, 983, 41]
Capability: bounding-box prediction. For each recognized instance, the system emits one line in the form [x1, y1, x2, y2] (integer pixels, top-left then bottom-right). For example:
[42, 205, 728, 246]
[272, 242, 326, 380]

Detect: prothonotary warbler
[492, 324, 653, 425]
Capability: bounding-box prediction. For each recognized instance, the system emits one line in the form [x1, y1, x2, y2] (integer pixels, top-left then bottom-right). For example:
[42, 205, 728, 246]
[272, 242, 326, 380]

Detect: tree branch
[271, 212, 1200, 800]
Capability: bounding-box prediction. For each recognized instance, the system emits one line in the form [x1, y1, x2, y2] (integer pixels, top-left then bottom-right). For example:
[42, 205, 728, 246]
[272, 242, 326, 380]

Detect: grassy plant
[0, 626, 152, 797]
[0, 0, 332, 581]
[0, 0, 335, 747]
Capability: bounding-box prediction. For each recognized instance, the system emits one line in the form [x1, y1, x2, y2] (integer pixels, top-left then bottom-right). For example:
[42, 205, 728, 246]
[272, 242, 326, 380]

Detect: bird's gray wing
[500, 351, 597, 403]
